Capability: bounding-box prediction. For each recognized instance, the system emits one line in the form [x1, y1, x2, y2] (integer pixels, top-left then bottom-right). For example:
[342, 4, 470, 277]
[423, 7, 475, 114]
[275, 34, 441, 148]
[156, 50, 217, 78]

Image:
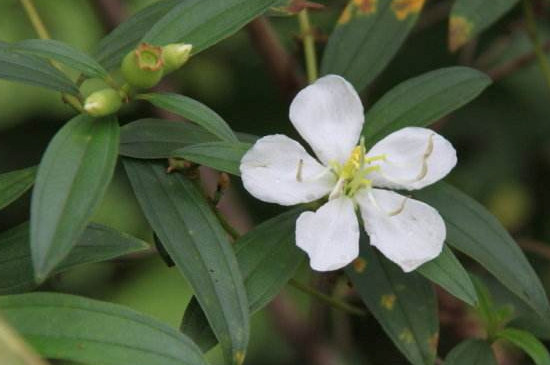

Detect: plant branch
[298, 9, 318, 83]
[523, 0, 550, 93]
[247, 17, 305, 99]
[289, 279, 367, 317]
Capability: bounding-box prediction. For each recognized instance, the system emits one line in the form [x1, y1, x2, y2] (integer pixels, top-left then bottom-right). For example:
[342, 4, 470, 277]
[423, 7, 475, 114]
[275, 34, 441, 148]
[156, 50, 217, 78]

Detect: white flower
[240, 75, 457, 272]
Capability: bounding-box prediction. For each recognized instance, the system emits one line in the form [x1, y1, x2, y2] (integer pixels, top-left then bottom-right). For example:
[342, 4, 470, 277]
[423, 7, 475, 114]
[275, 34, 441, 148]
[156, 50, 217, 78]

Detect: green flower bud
[84, 88, 123, 117]
[121, 43, 164, 89]
[162, 43, 192, 75]
[79, 78, 110, 98]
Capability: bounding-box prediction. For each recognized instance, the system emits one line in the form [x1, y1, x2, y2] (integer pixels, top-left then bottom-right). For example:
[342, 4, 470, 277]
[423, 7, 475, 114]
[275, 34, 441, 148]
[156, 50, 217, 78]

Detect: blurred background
[1, 0, 549, 364]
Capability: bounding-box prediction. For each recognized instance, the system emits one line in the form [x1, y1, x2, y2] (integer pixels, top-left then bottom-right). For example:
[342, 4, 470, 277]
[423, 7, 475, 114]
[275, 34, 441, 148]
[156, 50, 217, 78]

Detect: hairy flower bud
[162, 43, 192, 75]
[121, 43, 164, 89]
[84, 88, 123, 117]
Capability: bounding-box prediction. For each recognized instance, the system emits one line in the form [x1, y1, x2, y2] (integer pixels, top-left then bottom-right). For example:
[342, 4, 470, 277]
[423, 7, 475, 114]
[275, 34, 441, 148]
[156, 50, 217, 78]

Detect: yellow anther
[365, 154, 386, 164]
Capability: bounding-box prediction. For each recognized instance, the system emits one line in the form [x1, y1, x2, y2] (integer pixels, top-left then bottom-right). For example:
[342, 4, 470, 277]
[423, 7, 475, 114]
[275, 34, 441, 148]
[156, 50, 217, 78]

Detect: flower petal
[240, 134, 335, 206]
[366, 127, 457, 190]
[289, 75, 364, 164]
[356, 188, 446, 272]
[296, 197, 359, 271]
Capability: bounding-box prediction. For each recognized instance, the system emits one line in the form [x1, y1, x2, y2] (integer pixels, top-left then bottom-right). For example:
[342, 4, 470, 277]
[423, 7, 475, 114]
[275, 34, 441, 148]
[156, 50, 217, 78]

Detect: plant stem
[214, 208, 241, 241]
[289, 278, 367, 317]
[523, 0, 550, 94]
[298, 9, 318, 84]
[19, 0, 50, 40]
[19, 0, 84, 112]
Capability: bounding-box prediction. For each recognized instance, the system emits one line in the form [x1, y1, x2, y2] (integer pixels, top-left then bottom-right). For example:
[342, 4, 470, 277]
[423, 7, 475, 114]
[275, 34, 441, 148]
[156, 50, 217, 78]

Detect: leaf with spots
[123, 159, 249, 365]
[322, 0, 426, 92]
[449, 0, 519, 52]
[346, 236, 439, 365]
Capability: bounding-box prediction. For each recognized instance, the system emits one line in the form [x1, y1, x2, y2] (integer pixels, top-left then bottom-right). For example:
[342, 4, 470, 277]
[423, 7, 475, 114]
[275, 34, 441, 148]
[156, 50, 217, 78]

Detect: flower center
[328, 138, 385, 199]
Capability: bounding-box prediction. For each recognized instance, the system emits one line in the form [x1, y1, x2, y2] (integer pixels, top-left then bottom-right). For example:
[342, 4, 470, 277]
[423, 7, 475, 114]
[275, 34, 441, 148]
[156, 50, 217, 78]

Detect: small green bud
[79, 78, 110, 98]
[84, 88, 123, 117]
[162, 43, 192, 75]
[121, 43, 164, 89]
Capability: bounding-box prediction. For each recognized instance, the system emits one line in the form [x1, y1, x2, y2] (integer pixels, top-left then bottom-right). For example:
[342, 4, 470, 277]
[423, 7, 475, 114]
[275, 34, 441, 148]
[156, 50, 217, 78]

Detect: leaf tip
[391, 0, 425, 21]
[449, 16, 473, 52]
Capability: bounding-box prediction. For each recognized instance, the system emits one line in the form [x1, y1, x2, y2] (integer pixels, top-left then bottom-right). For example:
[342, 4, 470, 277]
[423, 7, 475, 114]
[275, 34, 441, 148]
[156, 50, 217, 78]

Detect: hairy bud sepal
[121, 43, 164, 89]
[84, 88, 123, 117]
[162, 43, 192, 75]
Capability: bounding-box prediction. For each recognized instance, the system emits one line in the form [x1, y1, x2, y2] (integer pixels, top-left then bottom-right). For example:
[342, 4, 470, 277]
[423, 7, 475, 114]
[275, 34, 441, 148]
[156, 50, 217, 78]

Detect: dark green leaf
[449, 0, 519, 52]
[0, 293, 207, 365]
[94, 0, 181, 70]
[363, 67, 492, 145]
[0, 166, 36, 210]
[139, 93, 238, 142]
[181, 208, 306, 352]
[119, 118, 218, 159]
[0, 222, 148, 294]
[31, 115, 120, 282]
[417, 245, 477, 306]
[414, 183, 550, 319]
[0, 46, 78, 95]
[172, 142, 251, 176]
[444, 339, 497, 365]
[346, 238, 438, 365]
[142, 0, 276, 52]
[12, 39, 108, 78]
[321, 0, 425, 92]
[496, 328, 550, 365]
[123, 159, 249, 365]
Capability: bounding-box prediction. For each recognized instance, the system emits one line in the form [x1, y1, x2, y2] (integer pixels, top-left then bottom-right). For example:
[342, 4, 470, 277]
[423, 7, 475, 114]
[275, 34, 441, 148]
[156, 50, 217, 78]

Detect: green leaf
[172, 142, 251, 176]
[139, 93, 238, 142]
[496, 328, 550, 365]
[11, 39, 108, 79]
[449, 0, 519, 52]
[181, 208, 306, 352]
[0, 222, 148, 294]
[94, 0, 181, 70]
[0, 293, 207, 365]
[444, 339, 497, 365]
[417, 245, 477, 306]
[31, 115, 120, 282]
[123, 159, 249, 365]
[363, 67, 492, 145]
[321, 0, 425, 92]
[0, 45, 78, 95]
[0, 317, 49, 365]
[346, 238, 438, 365]
[0, 166, 36, 210]
[119, 118, 219, 159]
[142, 0, 276, 52]
[414, 183, 550, 319]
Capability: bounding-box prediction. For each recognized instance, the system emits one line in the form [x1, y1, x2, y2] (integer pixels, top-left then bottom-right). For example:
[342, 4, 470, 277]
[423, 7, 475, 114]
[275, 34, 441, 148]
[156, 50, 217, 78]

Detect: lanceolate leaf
[0, 317, 49, 365]
[496, 328, 550, 365]
[0, 222, 148, 294]
[0, 46, 78, 95]
[0, 293, 207, 365]
[445, 339, 497, 365]
[142, 0, 276, 52]
[123, 159, 249, 365]
[12, 39, 108, 79]
[321, 0, 426, 92]
[0, 166, 36, 210]
[119, 119, 218, 159]
[31, 115, 120, 282]
[346, 238, 438, 365]
[417, 245, 477, 306]
[414, 183, 550, 319]
[181, 209, 306, 351]
[139, 93, 238, 142]
[172, 142, 252, 176]
[94, 0, 181, 70]
[363, 67, 492, 145]
[449, 0, 519, 52]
